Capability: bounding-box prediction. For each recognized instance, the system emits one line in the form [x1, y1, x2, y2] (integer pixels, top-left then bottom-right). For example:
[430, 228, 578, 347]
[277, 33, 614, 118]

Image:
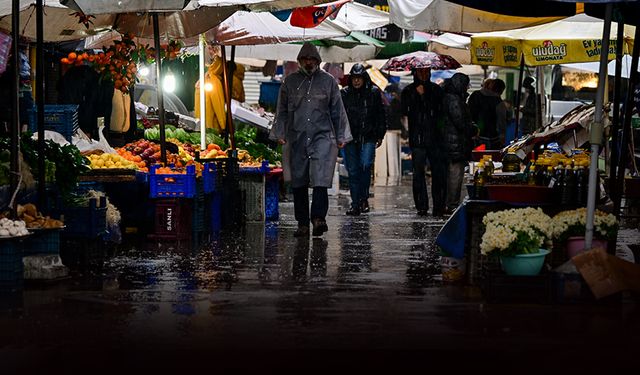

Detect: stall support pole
[199, 35, 206, 151]
[220, 45, 235, 150]
[615, 22, 640, 223]
[610, 17, 625, 218]
[585, 3, 612, 251]
[152, 13, 167, 165]
[9, 0, 20, 217]
[514, 55, 525, 139]
[36, 0, 45, 210]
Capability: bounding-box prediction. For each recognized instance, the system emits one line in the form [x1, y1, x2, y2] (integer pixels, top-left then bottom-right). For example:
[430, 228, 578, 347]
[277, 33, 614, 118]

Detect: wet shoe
[360, 200, 370, 213]
[417, 210, 429, 216]
[346, 207, 361, 216]
[311, 218, 328, 236]
[293, 226, 309, 237]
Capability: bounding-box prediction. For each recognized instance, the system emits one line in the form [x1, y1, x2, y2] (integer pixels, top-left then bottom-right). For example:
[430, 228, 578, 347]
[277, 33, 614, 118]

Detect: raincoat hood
[446, 73, 470, 97]
[348, 63, 372, 89]
[297, 42, 322, 63]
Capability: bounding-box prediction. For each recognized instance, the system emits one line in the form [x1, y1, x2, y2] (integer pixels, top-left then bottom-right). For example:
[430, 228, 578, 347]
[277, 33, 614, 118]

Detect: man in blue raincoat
[270, 42, 352, 237]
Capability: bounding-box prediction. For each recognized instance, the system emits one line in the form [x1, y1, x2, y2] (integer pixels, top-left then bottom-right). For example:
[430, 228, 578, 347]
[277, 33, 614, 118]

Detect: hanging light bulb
[138, 65, 150, 77]
[164, 69, 176, 93]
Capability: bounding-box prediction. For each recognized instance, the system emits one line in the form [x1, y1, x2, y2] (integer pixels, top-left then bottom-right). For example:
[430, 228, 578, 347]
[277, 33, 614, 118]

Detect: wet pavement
[1, 180, 639, 372]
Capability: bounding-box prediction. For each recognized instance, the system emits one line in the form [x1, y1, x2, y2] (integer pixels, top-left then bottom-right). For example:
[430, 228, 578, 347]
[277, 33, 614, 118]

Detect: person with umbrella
[384, 51, 461, 216]
[269, 42, 352, 237]
[341, 63, 387, 216]
[401, 67, 447, 216]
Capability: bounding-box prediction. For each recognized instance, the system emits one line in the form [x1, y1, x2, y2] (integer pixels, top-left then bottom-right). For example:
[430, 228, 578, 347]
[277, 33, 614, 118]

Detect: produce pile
[14, 203, 64, 229]
[0, 218, 29, 238]
[0, 136, 89, 196]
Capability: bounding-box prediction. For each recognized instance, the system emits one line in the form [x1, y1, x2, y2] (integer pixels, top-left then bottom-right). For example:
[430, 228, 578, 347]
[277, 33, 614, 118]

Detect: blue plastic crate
[239, 160, 270, 175]
[202, 162, 217, 193]
[60, 196, 107, 239]
[259, 81, 281, 111]
[28, 104, 79, 142]
[209, 192, 222, 235]
[192, 180, 206, 234]
[149, 164, 196, 198]
[265, 172, 280, 221]
[22, 229, 60, 256]
[0, 238, 24, 287]
[135, 170, 148, 184]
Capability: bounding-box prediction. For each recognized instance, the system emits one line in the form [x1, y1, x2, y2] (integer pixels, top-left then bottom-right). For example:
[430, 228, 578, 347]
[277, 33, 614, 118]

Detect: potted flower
[551, 208, 618, 258]
[480, 207, 553, 275]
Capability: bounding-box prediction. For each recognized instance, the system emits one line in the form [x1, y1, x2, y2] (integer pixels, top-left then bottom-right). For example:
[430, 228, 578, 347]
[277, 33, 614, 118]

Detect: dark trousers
[293, 186, 328, 227]
[343, 142, 375, 209]
[411, 147, 447, 213]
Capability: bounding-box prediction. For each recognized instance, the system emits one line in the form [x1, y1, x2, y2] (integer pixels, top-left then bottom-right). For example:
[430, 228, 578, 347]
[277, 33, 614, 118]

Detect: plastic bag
[73, 126, 116, 154]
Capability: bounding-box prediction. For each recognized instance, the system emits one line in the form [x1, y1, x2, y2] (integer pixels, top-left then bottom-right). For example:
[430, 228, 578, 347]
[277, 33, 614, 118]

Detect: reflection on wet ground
[1, 182, 638, 371]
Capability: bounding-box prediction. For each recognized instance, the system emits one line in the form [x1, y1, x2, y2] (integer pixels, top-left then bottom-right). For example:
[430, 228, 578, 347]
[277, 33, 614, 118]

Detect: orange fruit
[68, 52, 77, 60]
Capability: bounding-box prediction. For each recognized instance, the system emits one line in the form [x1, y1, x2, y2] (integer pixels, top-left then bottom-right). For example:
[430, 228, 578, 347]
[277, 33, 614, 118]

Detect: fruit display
[118, 140, 184, 169]
[0, 218, 29, 237]
[200, 143, 228, 159]
[86, 153, 137, 170]
[15, 204, 64, 229]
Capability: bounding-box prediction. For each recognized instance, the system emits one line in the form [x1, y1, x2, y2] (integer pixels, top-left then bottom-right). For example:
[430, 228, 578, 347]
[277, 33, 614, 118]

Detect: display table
[438, 199, 581, 285]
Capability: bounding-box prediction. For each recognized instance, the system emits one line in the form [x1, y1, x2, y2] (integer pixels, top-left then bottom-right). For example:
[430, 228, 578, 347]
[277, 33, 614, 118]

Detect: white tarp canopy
[227, 43, 380, 63]
[207, 2, 389, 45]
[0, 0, 339, 42]
[562, 55, 640, 79]
[426, 32, 471, 64]
[388, 0, 565, 33]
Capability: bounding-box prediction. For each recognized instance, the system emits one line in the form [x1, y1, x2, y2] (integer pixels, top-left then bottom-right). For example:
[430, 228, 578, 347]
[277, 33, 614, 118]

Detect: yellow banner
[521, 38, 623, 65]
[471, 39, 521, 67]
[471, 37, 630, 67]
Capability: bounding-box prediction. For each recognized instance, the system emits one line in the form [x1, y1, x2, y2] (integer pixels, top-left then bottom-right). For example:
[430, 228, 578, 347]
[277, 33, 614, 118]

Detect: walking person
[520, 76, 538, 136]
[341, 63, 387, 215]
[467, 78, 508, 149]
[401, 67, 447, 216]
[442, 73, 474, 212]
[269, 42, 352, 237]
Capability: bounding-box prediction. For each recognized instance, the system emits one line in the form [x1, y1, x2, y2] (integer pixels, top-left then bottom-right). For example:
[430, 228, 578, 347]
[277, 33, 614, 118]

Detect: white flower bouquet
[480, 207, 553, 257]
[551, 208, 618, 243]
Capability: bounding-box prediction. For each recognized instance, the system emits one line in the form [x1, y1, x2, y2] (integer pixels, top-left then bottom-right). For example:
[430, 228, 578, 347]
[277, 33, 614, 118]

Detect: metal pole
[610, 17, 625, 218]
[36, 0, 45, 210]
[514, 55, 525, 139]
[616, 21, 640, 224]
[152, 13, 167, 165]
[584, 3, 613, 250]
[220, 45, 235, 150]
[9, 0, 20, 217]
[228, 45, 236, 102]
[199, 35, 206, 151]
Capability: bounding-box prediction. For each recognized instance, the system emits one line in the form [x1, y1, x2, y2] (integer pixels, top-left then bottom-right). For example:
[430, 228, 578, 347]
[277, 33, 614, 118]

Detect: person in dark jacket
[520, 76, 538, 135]
[442, 73, 473, 212]
[467, 78, 507, 149]
[401, 67, 447, 216]
[269, 42, 352, 237]
[341, 63, 386, 215]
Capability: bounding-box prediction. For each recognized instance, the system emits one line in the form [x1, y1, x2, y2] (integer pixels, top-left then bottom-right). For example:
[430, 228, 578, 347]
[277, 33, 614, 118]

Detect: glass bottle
[474, 162, 486, 200]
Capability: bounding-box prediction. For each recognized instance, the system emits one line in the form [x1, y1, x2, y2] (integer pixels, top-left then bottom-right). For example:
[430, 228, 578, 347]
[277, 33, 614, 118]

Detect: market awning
[207, 2, 389, 45]
[470, 14, 635, 67]
[388, 0, 567, 33]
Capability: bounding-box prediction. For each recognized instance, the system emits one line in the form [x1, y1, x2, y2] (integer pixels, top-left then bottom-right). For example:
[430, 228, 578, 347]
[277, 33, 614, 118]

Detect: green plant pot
[500, 249, 550, 276]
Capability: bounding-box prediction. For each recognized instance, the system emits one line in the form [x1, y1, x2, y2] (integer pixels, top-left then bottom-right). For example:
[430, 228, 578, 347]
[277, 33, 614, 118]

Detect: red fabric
[290, 0, 349, 28]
